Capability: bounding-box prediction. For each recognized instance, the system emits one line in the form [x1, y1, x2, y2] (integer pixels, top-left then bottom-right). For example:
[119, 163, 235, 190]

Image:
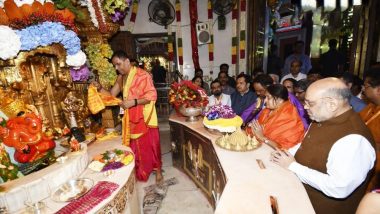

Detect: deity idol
[0, 113, 55, 163]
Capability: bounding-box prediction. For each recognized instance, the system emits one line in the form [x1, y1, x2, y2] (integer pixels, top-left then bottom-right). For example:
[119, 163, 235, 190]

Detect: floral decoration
[18, 21, 81, 55]
[0, 25, 21, 60]
[85, 42, 117, 89]
[16, 22, 79, 53]
[70, 65, 90, 81]
[65, 50, 87, 68]
[204, 105, 236, 120]
[1, 0, 76, 31]
[104, 0, 131, 22]
[9, 11, 77, 31]
[168, 80, 208, 110]
[86, 0, 107, 33]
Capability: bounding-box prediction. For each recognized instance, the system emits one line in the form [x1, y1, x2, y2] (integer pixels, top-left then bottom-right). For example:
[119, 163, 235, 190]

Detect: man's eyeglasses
[304, 97, 330, 107]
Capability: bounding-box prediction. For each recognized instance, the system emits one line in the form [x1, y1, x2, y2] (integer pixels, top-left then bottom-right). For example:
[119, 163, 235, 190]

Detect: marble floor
[135, 117, 213, 214]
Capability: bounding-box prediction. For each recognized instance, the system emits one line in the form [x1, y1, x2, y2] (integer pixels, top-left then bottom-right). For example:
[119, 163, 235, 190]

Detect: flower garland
[0, 22, 86, 67]
[127, 0, 138, 32]
[231, 2, 238, 75]
[175, 0, 183, 73]
[169, 80, 208, 110]
[239, 0, 246, 72]
[86, 0, 107, 33]
[85, 42, 117, 89]
[207, 0, 214, 75]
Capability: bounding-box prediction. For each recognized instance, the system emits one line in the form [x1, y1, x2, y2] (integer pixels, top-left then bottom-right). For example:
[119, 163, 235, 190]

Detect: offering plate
[51, 178, 94, 202]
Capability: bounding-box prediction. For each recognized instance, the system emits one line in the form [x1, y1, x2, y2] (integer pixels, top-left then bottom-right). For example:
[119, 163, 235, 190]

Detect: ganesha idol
[0, 113, 55, 163]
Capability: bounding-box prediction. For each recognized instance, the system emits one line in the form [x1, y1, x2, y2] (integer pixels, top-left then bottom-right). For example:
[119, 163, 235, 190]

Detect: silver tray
[51, 178, 94, 202]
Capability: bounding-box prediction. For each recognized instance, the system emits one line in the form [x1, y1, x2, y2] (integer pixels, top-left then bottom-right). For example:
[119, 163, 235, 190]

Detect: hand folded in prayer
[251, 120, 265, 141]
[270, 149, 295, 168]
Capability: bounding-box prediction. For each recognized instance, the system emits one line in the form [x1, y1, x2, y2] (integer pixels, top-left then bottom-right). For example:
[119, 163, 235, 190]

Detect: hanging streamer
[127, 0, 138, 32]
[175, 0, 183, 73]
[239, 0, 246, 73]
[207, 0, 214, 74]
[189, 0, 200, 69]
[231, 2, 238, 75]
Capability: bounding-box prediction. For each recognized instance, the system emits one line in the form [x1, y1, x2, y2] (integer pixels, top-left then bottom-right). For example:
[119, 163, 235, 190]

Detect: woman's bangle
[134, 99, 138, 107]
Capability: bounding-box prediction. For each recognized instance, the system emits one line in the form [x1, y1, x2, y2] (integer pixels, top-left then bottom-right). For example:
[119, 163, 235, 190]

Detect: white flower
[0, 26, 21, 60]
[0, 0, 5, 8]
[87, 0, 99, 27]
[66, 50, 87, 68]
[13, 0, 34, 7]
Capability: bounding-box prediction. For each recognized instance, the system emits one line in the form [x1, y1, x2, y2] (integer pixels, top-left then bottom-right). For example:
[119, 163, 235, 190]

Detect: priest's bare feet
[156, 170, 163, 184]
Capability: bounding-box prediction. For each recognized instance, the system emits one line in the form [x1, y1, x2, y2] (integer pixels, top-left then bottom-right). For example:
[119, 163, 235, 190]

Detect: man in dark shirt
[231, 73, 257, 115]
[220, 63, 236, 88]
[152, 59, 167, 83]
[267, 44, 282, 78]
[320, 39, 345, 77]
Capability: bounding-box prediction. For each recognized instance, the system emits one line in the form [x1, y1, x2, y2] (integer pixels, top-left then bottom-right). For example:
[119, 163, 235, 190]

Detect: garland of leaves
[85, 43, 117, 89]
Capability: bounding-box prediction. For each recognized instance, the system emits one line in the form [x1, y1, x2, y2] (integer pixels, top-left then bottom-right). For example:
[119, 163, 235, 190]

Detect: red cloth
[129, 127, 162, 181]
[56, 181, 119, 214]
[258, 101, 305, 149]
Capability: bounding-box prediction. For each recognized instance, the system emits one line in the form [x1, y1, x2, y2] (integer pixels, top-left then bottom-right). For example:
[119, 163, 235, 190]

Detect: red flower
[169, 81, 208, 112]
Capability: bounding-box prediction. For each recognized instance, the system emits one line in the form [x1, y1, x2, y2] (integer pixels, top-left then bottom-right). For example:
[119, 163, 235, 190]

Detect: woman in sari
[250, 84, 305, 150]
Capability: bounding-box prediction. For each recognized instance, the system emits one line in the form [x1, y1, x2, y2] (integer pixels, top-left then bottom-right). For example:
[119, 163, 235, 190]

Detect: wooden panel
[169, 121, 184, 168]
[169, 121, 226, 209]
[109, 32, 136, 59]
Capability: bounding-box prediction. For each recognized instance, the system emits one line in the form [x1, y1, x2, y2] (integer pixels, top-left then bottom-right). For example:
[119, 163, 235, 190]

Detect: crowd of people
[190, 41, 380, 213]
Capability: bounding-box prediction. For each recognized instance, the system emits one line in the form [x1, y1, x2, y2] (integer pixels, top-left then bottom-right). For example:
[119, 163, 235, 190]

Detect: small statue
[0, 113, 55, 163]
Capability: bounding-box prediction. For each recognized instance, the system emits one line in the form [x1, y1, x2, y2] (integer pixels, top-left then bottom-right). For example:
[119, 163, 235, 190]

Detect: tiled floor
[135, 117, 213, 214]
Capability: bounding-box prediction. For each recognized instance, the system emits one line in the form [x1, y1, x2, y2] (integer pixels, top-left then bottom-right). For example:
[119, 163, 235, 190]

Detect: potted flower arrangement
[168, 80, 208, 121]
